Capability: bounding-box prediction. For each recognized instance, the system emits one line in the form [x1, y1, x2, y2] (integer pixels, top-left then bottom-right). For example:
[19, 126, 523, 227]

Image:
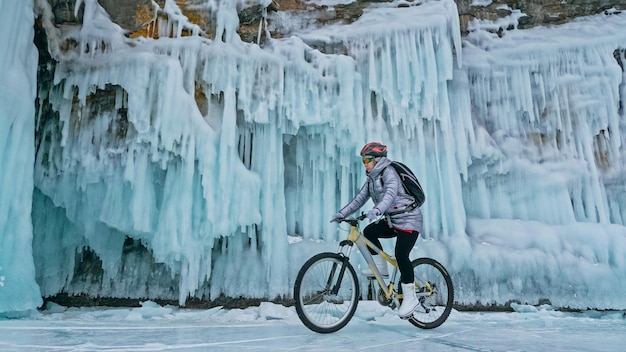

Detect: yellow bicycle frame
[345, 223, 401, 301]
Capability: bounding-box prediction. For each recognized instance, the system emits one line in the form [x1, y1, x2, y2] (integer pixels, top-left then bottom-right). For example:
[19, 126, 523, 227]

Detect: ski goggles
[362, 157, 375, 164]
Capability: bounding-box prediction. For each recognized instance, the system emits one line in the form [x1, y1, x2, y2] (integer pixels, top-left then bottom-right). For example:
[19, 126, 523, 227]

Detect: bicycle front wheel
[294, 252, 360, 333]
[406, 257, 454, 329]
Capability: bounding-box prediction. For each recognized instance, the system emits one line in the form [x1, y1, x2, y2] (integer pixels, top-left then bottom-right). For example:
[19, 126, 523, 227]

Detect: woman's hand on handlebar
[330, 213, 344, 223]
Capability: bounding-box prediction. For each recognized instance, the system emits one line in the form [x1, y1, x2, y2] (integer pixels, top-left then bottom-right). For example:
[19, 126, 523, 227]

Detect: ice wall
[295, 1, 470, 241]
[453, 9, 626, 308]
[462, 10, 626, 226]
[33, 0, 276, 303]
[0, 0, 43, 314]
[3, 0, 624, 312]
[30, 0, 468, 305]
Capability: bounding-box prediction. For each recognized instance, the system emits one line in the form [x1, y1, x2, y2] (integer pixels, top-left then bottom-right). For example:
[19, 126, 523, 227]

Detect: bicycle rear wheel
[294, 252, 360, 333]
[405, 257, 454, 329]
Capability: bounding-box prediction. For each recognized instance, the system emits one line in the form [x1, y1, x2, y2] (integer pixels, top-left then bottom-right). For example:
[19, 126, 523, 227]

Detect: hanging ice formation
[1, 0, 625, 313]
[29, 0, 467, 305]
[0, 0, 42, 314]
[462, 7, 626, 226]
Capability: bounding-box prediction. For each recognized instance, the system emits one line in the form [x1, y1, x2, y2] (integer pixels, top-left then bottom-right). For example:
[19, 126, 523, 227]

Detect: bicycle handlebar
[337, 212, 368, 226]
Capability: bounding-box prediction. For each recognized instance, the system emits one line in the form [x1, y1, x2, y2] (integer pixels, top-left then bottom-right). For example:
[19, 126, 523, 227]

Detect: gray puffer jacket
[338, 157, 423, 233]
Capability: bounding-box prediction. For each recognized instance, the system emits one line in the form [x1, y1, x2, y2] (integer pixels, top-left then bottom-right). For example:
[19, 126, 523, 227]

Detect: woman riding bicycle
[330, 142, 423, 318]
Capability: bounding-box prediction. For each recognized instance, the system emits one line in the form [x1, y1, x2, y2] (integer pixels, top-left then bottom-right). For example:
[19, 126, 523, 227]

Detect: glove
[367, 208, 381, 220]
[330, 212, 344, 223]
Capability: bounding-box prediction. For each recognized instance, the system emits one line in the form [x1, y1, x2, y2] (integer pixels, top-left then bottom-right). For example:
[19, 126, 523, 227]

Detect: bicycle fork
[327, 256, 351, 298]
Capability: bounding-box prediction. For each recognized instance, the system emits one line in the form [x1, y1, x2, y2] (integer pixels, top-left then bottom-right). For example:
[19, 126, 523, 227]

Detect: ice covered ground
[0, 301, 624, 351]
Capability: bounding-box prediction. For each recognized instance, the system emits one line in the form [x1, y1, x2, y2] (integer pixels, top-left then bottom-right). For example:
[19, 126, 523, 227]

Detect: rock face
[45, 0, 626, 42]
[456, 0, 626, 34]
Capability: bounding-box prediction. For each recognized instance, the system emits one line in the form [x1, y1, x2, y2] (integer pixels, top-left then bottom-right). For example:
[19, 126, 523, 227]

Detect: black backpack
[383, 161, 425, 208]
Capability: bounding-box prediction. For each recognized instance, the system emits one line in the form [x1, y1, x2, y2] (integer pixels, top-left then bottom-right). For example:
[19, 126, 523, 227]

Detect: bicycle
[293, 213, 454, 333]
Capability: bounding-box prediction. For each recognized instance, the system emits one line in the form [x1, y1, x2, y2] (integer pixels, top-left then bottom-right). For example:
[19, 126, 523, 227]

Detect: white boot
[361, 255, 389, 278]
[398, 283, 419, 318]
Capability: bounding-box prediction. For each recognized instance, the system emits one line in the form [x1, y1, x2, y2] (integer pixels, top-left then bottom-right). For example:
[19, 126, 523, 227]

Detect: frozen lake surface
[1, 301, 624, 351]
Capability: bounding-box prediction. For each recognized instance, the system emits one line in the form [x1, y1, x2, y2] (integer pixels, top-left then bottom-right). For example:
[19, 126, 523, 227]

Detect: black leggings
[363, 219, 419, 284]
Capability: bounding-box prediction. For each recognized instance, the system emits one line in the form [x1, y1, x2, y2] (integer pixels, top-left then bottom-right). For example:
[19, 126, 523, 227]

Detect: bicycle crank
[376, 288, 393, 307]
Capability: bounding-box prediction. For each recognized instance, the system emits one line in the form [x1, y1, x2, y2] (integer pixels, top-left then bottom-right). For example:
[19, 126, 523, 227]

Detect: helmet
[360, 142, 387, 157]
